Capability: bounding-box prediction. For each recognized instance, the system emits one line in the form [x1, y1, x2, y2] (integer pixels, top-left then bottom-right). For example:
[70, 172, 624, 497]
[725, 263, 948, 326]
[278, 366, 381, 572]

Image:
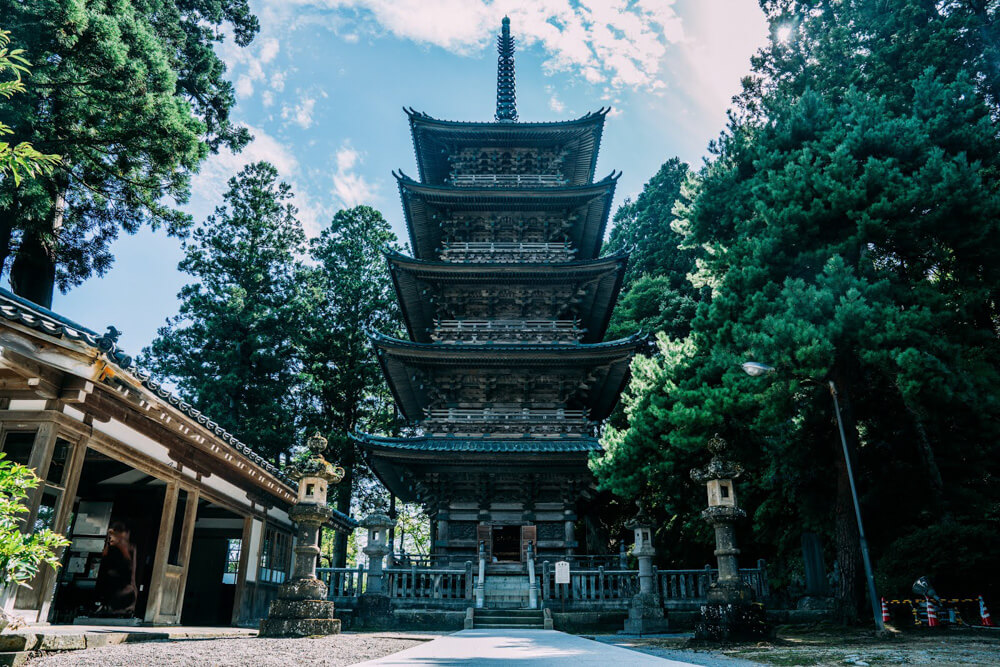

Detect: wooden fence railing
[317, 566, 366, 600]
[387, 565, 473, 601]
[539, 560, 769, 606]
[319, 559, 768, 609]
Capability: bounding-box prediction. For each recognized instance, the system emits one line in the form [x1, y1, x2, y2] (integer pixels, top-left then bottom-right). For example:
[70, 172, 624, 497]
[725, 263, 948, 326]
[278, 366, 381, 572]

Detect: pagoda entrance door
[492, 525, 520, 562]
[481, 523, 537, 562]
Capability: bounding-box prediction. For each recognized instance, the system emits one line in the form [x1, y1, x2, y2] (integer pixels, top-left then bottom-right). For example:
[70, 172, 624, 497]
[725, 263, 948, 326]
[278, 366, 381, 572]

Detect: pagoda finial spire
[495, 16, 517, 122]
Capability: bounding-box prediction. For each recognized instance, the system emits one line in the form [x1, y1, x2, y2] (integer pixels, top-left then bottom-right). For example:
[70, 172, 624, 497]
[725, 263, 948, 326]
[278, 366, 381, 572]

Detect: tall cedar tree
[603, 158, 706, 341]
[0, 0, 257, 307]
[300, 206, 401, 568]
[143, 162, 305, 460]
[595, 0, 1000, 618]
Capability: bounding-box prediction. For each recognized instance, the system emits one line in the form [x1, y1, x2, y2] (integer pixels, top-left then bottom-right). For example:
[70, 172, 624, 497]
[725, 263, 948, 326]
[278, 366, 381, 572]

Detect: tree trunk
[832, 431, 862, 622]
[896, 383, 947, 512]
[829, 364, 865, 623]
[332, 454, 355, 568]
[10, 186, 64, 308]
[10, 228, 56, 308]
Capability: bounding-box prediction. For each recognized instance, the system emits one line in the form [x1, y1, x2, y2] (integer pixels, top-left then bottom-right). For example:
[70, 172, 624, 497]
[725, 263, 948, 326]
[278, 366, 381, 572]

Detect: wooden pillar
[22, 421, 58, 530]
[145, 482, 179, 623]
[230, 515, 254, 626]
[36, 432, 90, 622]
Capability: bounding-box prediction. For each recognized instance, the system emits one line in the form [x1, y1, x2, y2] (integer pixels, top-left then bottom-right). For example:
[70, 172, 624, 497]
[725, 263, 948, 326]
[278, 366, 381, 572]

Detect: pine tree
[0, 0, 258, 307]
[603, 158, 706, 341]
[299, 205, 402, 567]
[597, 0, 1000, 617]
[143, 162, 305, 460]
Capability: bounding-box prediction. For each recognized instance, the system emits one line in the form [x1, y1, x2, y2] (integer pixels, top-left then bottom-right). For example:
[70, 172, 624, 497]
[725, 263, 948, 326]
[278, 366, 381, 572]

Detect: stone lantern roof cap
[690, 435, 744, 483]
[288, 435, 346, 484]
[363, 512, 394, 529]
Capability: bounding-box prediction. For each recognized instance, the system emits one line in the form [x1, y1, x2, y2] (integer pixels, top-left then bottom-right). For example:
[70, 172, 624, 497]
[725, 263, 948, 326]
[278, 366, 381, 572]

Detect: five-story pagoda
[356, 17, 643, 564]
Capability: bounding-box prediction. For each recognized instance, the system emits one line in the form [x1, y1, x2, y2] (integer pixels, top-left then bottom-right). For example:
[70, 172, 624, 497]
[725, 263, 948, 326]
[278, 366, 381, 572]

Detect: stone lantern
[690, 435, 769, 641]
[362, 512, 394, 596]
[623, 503, 667, 635]
[355, 511, 395, 627]
[260, 433, 346, 637]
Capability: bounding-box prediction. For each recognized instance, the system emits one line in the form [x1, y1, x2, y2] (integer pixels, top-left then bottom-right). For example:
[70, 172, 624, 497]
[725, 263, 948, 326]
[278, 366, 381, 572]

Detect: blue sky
[47, 0, 769, 354]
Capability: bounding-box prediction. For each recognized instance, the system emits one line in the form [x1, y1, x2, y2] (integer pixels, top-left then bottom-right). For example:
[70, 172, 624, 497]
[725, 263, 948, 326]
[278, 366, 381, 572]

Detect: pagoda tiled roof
[395, 172, 618, 260]
[371, 331, 647, 422]
[353, 432, 601, 501]
[385, 250, 628, 343]
[405, 107, 608, 186]
[353, 433, 603, 453]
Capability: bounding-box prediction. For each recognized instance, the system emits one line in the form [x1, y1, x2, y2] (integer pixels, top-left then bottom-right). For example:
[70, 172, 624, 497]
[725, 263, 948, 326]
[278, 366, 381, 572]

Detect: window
[258, 527, 291, 584]
[1, 431, 35, 466]
[222, 538, 241, 585]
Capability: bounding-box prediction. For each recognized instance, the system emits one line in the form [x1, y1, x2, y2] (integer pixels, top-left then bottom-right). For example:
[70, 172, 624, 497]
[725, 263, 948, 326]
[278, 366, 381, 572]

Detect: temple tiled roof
[406, 107, 608, 186]
[395, 171, 618, 260]
[0, 289, 349, 519]
[385, 250, 628, 343]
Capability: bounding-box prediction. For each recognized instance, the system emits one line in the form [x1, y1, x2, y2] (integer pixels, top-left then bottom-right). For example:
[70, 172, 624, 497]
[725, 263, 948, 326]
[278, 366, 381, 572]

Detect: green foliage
[604, 158, 706, 342]
[597, 0, 1000, 613]
[0, 29, 60, 186]
[0, 455, 70, 587]
[0, 0, 258, 305]
[142, 161, 305, 460]
[298, 205, 402, 565]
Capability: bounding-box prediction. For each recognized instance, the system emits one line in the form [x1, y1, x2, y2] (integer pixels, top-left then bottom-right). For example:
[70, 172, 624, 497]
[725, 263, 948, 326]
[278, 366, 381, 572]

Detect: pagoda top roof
[405, 107, 609, 186]
[396, 171, 618, 260]
[385, 250, 628, 343]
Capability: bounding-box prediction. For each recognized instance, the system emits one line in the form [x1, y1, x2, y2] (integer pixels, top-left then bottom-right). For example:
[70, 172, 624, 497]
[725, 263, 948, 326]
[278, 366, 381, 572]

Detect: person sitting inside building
[95, 521, 137, 616]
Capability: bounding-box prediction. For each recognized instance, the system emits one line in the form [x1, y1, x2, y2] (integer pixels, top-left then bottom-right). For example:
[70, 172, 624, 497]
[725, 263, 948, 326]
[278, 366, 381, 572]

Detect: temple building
[0, 288, 356, 627]
[356, 17, 643, 565]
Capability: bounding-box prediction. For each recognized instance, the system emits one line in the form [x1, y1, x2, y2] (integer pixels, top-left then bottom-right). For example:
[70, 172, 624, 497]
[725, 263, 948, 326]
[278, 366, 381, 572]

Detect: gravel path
[26, 633, 428, 667]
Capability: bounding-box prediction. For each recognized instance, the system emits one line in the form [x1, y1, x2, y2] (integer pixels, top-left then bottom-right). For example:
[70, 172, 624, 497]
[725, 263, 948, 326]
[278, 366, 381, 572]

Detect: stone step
[477, 609, 543, 617]
[473, 623, 544, 629]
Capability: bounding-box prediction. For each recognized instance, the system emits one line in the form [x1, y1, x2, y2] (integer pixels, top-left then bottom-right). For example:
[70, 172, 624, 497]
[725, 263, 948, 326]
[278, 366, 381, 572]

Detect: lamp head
[741, 361, 775, 377]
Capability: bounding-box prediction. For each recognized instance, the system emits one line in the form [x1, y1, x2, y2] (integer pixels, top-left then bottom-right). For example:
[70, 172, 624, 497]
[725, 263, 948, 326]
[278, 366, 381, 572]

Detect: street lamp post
[742, 362, 885, 634]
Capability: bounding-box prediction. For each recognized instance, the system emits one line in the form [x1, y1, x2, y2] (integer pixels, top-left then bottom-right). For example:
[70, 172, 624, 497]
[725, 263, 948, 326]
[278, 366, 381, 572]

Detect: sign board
[555, 560, 570, 584]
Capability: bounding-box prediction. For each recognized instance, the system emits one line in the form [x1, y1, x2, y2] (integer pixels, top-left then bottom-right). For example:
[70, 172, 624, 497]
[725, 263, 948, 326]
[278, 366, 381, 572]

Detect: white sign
[555, 560, 570, 584]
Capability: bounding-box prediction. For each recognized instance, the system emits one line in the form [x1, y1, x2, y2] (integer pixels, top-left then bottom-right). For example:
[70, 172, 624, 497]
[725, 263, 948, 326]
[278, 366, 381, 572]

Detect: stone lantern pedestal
[260, 434, 346, 637]
[623, 505, 668, 635]
[690, 436, 770, 642]
[357, 512, 395, 627]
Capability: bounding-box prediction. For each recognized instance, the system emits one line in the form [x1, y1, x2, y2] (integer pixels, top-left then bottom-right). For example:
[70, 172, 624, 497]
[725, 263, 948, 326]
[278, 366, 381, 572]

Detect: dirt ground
[626, 624, 1000, 666]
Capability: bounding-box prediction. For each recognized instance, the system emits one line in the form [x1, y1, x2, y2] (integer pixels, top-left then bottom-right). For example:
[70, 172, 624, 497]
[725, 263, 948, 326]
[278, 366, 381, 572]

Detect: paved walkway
[355, 629, 702, 666]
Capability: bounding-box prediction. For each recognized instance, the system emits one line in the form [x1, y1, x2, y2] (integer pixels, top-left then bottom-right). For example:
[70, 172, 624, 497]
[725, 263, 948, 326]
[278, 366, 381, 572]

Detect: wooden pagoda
[355, 17, 643, 564]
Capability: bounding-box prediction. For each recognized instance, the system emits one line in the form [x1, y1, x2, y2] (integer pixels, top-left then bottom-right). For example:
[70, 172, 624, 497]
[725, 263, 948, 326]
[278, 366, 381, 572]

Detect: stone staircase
[482, 574, 530, 609]
[472, 608, 546, 629]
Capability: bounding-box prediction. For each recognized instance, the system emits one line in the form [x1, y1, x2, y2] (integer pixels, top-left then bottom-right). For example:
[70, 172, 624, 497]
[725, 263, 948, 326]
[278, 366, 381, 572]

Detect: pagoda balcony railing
[425, 407, 588, 421]
[447, 173, 567, 188]
[420, 407, 595, 437]
[439, 241, 576, 263]
[431, 319, 584, 344]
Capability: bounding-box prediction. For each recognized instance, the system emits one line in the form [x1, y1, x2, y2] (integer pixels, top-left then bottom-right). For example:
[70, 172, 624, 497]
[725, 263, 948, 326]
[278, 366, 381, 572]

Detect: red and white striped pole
[881, 598, 891, 625]
[980, 596, 994, 627]
[926, 596, 939, 628]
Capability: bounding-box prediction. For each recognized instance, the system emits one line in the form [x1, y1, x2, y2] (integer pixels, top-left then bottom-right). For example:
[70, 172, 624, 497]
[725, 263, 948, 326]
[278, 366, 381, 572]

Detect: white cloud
[281, 96, 317, 129]
[265, 0, 685, 91]
[545, 85, 566, 113]
[332, 144, 377, 208]
[218, 33, 285, 101]
[188, 124, 327, 238]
